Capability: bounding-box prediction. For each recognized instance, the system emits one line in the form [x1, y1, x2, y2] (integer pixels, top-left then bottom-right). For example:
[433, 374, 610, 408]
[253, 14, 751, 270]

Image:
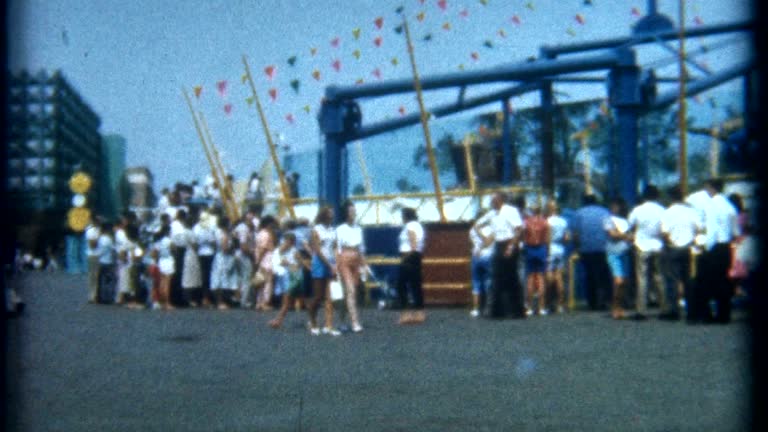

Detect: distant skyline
[8, 0, 753, 194]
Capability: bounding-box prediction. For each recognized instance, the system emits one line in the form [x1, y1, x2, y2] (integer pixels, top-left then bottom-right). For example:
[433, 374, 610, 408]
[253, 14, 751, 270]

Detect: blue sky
[8, 0, 753, 195]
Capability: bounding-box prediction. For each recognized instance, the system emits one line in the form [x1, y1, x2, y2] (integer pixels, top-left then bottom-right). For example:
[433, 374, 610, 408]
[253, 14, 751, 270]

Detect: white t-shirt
[170, 220, 187, 247]
[399, 221, 425, 253]
[272, 246, 298, 277]
[628, 201, 665, 253]
[313, 224, 337, 259]
[605, 215, 630, 255]
[476, 204, 523, 242]
[85, 225, 100, 257]
[194, 223, 218, 256]
[660, 203, 702, 248]
[336, 223, 365, 253]
[470, 225, 493, 259]
[686, 191, 739, 250]
[97, 235, 115, 265]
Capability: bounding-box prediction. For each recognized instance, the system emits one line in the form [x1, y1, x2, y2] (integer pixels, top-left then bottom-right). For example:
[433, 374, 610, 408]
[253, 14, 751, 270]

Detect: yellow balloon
[67, 207, 91, 232]
[69, 172, 92, 194]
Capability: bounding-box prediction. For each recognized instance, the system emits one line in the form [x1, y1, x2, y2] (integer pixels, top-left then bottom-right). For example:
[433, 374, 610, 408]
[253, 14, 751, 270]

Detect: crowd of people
[470, 178, 754, 324]
[81, 176, 753, 333]
[83, 184, 428, 335]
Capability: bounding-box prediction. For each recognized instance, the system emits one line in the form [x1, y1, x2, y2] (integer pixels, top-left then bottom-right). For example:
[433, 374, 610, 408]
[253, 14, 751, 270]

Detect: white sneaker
[309, 327, 321, 336]
[352, 324, 364, 333]
[525, 309, 533, 317]
[470, 309, 480, 318]
[322, 327, 342, 337]
[539, 309, 548, 316]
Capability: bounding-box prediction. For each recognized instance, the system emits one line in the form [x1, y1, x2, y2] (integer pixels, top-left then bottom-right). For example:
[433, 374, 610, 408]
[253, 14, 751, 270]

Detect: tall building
[101, 134, 127, 220]
[6, 69, 102, 254]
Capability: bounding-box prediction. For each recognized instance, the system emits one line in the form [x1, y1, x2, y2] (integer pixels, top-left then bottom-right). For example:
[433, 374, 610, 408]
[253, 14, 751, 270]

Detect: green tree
[395, 177, 421, 193]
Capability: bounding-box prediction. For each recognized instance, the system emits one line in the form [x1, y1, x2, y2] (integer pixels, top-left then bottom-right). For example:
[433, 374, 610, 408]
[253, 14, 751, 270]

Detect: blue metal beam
[348, 82, 541, 141]
[651, 59, 755, 109]
[326, 52, 620, 101]
[540, 20, 752, 57]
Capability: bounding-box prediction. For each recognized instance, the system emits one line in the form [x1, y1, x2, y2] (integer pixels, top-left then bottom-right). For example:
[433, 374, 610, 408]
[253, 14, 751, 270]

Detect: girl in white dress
[181, 218, 202, 307]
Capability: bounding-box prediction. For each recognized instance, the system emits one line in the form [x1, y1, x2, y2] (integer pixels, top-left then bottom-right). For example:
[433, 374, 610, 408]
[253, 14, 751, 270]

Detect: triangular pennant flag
[566, 27, 576, 36]
[285, 113, 294, 124]
[312, 70, 321, 81]
[526, 2, 534, 11]
[290, 79, 300, 93]
[375, 17, 384, 29]
[391, 57, 399, 66]
[264, 65, 276, 80]
[223, 103, 232, 115]
[217, 80, 228, 98]
[575, 14, 585, 25]
[372, 68, 382, 79]
[694, 16, 703, 26]
[303, 105, 311, 113]
[498, 29, 507, 38]
[355, 78, 364, 85]
[394, 25, 404, 34]
[460, 8, 469, 17]
[583, 0, 593, 6]
[246, 96, 255, 106]
[419, 0, 425, 4]
[511, 15, 521, 25]
[374, 36, 382, 47]
[331, 37, 340, 47]
[241, 74, 248, 84]
[471, 52, 479, 61]
[396, 5, 404, 14]
[398, 106, 406, 116]
[193, 86, 202, 98]
[288, 56, 297, 66]
[483, 40, 493, 48]
[417, 11, 425, 21]
[268, 88, 277, 101]
[332, 59, 341, 72]
[438, 0, 447, 11]
[353, 49, 361, 60]
[442, 22, 451, 31]
[458, 64, 465, 70]
[353, 28, 361, 40]
[631, 7, 641, 17]
[479, 0, 488, 5]
[310, 47, 317, 56]
[423, 33, 432, 41]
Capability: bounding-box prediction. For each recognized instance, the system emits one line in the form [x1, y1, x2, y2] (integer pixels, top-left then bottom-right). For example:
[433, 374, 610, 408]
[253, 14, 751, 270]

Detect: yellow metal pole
[568, 254, 578, 311]
[581, 135, 592, 195]
[462, 135, 477, 193]
[199, 111, 241, 221]
[181, 88, 236, 222]
[402, 17, 447, 222]
[242, 55, 296, 219]
[678, 0, 689, 196]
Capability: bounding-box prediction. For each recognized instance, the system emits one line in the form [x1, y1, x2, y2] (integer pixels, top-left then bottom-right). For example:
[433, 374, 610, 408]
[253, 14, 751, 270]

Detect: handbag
[251, 269, 266, 287]
[329, 279, 344, 301]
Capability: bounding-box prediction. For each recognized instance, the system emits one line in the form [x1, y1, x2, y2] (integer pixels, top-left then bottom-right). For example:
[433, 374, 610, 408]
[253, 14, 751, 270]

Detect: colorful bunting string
[332, 59, 341, 72]
[353, 28, 361, 40]
[374, 36, 383, 47]
[575, 14, 585, 25]
[511, 15, 521, 25]
[287, 56, 297, 66]
[268, 88, 278, 101]
[353, 49, 361, 59]
[193, 86, 202, 98]
[331, 37, 340, 47]
[483, 40, 493, 48]
[372, 68, 382, 79]
[438, 0, 447, 11]
[312, 69, 321, 81]
[460, 9, 469, 18]
[290, 79, 300, 93]
[391, 57, 399, 66]
[417, 11, 425, 21]
[223, 104, 232, 115]
[285, 113, 294, 124]
[442, 22, 451, 31]
[216, 80, 227, 98]
[375, 17, 384, 29]
[264, 65, 275, 80]
[525, 2, 534, 11]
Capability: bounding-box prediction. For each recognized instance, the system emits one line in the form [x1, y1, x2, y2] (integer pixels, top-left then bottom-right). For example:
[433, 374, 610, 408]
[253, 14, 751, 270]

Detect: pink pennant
[264, 65, 275, 80]
[694, 16, 703, 26]
[332, 59, 341, 72]
[471, 52, 479, 61]
[398, 106, 406, 116]
[285, 113, 294, 124]
[631, 7, 641, 17]
[375, 17, 384, 29]
[575, 14, 585, 25]
[268, 88, 277, 101]
[374, 36, 382, 47]
[223, 104, 232, 115]
[511, 15, 521, 25]
[438, 0, 447, 11]
[372, 68, 382, 79]
[419, 0, 425, 3]
[331, 37, 340, 48]
[459, 8, 469, 18]
[217, 80, 228, 97]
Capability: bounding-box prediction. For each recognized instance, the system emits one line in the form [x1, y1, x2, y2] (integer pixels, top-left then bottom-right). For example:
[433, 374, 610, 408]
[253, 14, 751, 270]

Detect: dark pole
[540, 80, 556, 196]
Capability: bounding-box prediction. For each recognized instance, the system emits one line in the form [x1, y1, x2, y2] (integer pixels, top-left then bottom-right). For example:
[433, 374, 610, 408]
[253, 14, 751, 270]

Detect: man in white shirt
[686, 178, 739, 324]
[627, 185, 665, 319]
[659, 186, 703, 321]
[169, 209, 188, 306]
[473, 192, 525, 319]
[469, 210, 494, 318]
[194, 210, 218, 306]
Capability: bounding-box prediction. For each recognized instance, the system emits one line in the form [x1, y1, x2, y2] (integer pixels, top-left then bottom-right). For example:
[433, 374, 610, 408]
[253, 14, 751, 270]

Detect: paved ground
[5, 272, 752, 431]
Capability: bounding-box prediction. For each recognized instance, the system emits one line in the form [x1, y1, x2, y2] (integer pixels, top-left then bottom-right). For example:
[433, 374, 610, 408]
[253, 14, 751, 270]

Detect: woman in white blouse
[335, 201, 366, 333]
[397, 207, 426, 324]
[306, 206, 339, 336]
